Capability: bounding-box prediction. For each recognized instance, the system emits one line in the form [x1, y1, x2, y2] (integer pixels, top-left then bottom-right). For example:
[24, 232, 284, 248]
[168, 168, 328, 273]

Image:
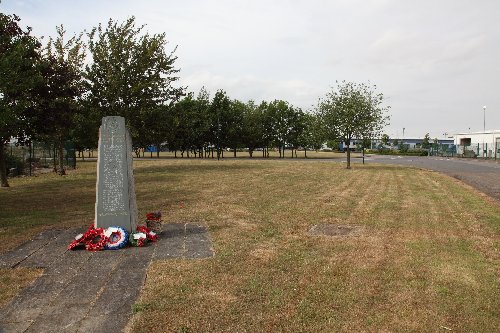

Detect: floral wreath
[67, 225, 109, 251]
[104, 226, 129, 250]
[136, 225, 158, 242]
[129, 232, 148, 247]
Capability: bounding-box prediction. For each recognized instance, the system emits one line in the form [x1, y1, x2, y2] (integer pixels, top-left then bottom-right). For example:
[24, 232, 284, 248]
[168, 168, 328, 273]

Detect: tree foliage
[85, 17, 184, 143]
[318, 81, 390, 168]
[35, 25, 86, 175]
[422, 133, 431, 149]
[0, 12, 41, 187]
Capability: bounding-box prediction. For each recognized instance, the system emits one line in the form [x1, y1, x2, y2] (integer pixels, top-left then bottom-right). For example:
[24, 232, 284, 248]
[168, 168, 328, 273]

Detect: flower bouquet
[145, 211, 162, 234]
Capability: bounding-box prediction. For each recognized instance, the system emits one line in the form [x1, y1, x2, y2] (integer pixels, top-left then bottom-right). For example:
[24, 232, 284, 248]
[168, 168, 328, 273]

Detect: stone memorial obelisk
[95, 116, 137, 232]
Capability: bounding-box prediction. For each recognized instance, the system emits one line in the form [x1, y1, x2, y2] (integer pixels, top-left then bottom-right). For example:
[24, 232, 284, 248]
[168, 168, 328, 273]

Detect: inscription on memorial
[95, 116, 137, 231]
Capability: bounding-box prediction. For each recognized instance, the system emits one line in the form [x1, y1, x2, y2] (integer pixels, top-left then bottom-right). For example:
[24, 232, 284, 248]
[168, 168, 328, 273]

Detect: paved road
[361, 155, 500, 200]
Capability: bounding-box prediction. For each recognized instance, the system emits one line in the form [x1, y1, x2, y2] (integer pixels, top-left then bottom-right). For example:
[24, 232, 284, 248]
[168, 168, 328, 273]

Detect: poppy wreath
[129, 232, 148, 247]
[85, 228, 109, 251]
[104, 226, 129, 250]
[68, 224, 107, 251]
[67, 233, 87, 250]
[136, 225, 159, 242]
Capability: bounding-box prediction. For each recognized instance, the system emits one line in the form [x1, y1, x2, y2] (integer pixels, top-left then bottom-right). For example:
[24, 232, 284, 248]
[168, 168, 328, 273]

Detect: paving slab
[154, 223, 214, 260]
[0, 223, 213, 333]
[0, 229, 61, 268]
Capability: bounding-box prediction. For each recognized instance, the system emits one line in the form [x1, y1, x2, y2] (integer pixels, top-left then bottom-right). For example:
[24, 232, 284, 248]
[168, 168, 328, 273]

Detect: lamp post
[483, 106, 486, 132]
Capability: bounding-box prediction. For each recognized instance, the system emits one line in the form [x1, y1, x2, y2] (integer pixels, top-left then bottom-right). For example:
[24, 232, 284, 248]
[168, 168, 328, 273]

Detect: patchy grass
[1, 159, 499, 332]
[0, 267, 43, 308]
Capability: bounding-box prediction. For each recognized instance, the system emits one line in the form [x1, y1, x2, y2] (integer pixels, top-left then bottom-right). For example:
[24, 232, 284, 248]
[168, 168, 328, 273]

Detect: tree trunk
[53, 145, 57, 172]
[175, 150, 177, 158]
[249, 149, 253, 158]
[346, 140, 351, 169]
[58, 141, 66, 175]
[157, 146, 160, 158]
[0, 144, 9, 187]
[28, 142, 32, 176]
[234, 146, 237, 158]
[304, 148, 307, 158]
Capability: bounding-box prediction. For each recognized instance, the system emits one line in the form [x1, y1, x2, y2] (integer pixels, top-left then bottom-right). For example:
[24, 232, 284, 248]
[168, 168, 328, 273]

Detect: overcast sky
[3, 0, 499, 138]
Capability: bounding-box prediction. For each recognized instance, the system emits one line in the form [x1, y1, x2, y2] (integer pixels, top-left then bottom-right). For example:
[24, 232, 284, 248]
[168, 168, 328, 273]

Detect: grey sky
[3, 0, 499, 138]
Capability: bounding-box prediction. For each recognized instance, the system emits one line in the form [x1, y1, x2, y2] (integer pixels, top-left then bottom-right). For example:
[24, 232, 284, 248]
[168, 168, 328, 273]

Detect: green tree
[380, 133, 390, 147]
[35, 25, 86, 175]
[299, 112, 327, 156]
[209, 90, 231, 159]
[241, 100, 263, 158]
[85, 17, 183, 146]
[227, 99, 245, 157]
[0, 12, 42, 187]
[318, 81, 390, 169]
[422, 133, 431, 149]
[266, 100, 297, 158]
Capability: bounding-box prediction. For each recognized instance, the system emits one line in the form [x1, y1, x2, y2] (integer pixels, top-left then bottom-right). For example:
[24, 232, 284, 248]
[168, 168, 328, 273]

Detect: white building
[453, 130, 500, 158]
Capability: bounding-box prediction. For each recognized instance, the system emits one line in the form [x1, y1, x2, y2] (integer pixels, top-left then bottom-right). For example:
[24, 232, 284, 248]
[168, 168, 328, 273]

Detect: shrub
[5, 154, 25, 176]
[368, 149, 428, 156]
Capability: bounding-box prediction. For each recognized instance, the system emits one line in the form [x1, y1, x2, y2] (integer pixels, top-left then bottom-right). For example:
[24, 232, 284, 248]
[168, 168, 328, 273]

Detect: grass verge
[1, 159, 499, 332]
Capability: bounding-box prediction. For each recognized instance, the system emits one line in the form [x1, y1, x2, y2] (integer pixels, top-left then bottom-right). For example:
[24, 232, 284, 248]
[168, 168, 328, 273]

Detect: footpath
[0, 223, 213, 333]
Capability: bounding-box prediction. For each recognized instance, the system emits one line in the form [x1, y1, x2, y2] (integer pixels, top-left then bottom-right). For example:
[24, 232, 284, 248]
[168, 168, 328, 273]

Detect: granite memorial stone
[95, 116, 137, 232]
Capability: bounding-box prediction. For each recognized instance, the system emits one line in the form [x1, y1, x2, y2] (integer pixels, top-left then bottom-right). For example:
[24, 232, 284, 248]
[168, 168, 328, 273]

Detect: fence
[429, 142, 500, 160]
[6, 141, 76, 176]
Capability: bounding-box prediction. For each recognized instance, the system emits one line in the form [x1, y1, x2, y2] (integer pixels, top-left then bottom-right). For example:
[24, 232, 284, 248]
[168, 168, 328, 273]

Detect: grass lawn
[1, 158, 499, 332]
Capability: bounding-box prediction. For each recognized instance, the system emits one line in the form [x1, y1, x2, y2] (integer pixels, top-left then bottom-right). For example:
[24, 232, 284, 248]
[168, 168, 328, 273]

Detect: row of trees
[155, 89, 327, 160]
[1, 14, 183, 186]
[1, 12, 390, 187]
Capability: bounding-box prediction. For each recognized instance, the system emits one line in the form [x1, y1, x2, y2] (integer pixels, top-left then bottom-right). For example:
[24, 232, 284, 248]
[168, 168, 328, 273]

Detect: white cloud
[2, 0, 500, 138]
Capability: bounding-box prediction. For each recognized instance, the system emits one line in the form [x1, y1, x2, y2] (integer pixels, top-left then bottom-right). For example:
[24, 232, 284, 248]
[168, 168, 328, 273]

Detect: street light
[483, 105, 486, 132]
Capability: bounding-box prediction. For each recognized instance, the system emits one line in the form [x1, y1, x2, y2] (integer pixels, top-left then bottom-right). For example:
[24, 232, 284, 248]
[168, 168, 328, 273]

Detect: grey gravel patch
[308, 224, 363, 237]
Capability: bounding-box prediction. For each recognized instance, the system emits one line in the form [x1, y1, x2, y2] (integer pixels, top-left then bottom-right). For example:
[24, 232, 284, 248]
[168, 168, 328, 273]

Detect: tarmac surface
[361, 155, 500, 201]
[0, 223, 213, 333]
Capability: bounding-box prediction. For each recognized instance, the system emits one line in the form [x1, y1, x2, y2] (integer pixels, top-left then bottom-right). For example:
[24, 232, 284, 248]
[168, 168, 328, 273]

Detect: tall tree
[422, 133, 431, 149]
[380, 133, 390, 147]
[34, 25, 86, 175]
[266, 100, 297, 158]
[298, 112, 326, 157]
[318, 81, 390, 169]
[241, 100, 263, 158]
[0, 12, 42, 187]
[208, 90, 231, 159]
[85, 17, 183, 146]
[227, 99, 245, 157]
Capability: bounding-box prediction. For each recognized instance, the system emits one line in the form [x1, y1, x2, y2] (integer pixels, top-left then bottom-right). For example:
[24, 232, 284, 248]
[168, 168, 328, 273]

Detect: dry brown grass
[127, 159, 499, 333]
[1, 159, 499, 332]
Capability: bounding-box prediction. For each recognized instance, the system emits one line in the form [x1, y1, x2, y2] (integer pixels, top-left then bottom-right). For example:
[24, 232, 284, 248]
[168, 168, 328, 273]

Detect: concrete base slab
[0, 223, 213, 332]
